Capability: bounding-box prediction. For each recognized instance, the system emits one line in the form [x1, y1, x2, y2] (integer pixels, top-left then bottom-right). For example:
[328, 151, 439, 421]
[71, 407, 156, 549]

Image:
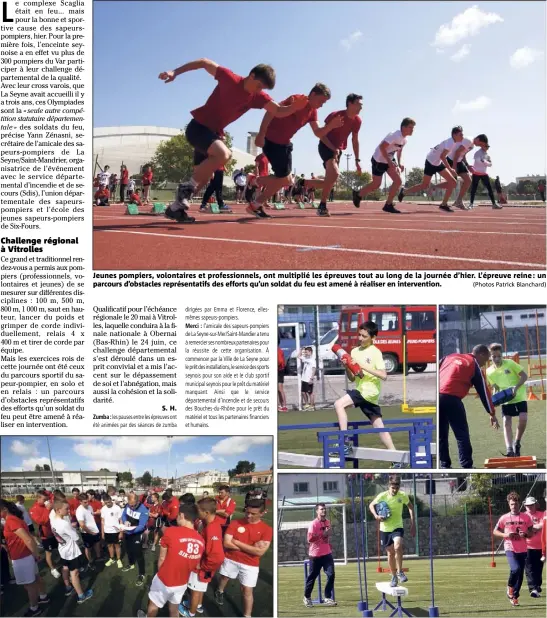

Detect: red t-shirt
[198, 519, 225, 581]
[147, 503, 162, 528]
[29, 502, 53, 539]
[129, 193, 142, 206]
[265, 95, 318, 145]
[225, 518, 272, 567]
[165, 497, 179, 522]
[278, 347, 285, 371]
[4, 515, 32, 561]
[121, 169, 129, 184]
[191, 66, 272, 134]
[215, 496, 236, 523]
[246, 173, 257, 186]
[68, 498, 80, 519]
[158, 526, 205, 588]
[142, 170, 153, 185]
[90, 500, 103, 526]
[323, 111, 361, 150]
[255, 153, 269, 177]
[95, 188, 110, 199]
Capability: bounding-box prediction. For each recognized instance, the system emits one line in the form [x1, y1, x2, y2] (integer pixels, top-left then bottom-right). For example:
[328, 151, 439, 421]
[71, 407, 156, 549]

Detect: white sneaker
[51, 568, 61, 579]
[323, 598, 337, 606]
[453, 199, 468, 210]
[492, 203, 503, 210]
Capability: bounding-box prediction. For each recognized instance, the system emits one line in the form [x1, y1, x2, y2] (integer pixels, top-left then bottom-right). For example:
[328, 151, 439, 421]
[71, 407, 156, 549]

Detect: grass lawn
[2, 496, 273, 617]
[448, 398, 546, 468]
[278, 556, 546, 617]
[278, 405, 436, 469]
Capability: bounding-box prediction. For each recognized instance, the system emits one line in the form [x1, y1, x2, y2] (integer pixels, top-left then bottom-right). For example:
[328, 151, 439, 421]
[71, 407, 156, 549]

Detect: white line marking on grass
[98, 230, 546, 268]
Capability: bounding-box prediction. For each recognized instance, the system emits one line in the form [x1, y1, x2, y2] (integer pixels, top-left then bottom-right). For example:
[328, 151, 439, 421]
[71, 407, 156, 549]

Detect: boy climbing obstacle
[370, 475, 415, 587]
[158, 59, 309, 222]
[333, 321, 394, 457]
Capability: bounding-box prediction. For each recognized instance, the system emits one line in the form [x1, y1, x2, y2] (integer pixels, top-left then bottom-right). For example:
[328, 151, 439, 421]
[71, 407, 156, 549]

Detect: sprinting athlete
[251, 83, 339, 216]
[315, 94, 363, 217]
[352, 118, 416, 214]
[158, 59, 309, 222]
[486, 344, 528, 457]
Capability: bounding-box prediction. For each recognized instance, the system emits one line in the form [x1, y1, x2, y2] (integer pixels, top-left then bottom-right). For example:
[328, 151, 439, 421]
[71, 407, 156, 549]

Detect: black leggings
[201, 170, 225, 207]
[470, 174, 496, 205]
[125, 534, 145, 575]
[120, 184, 127, 202]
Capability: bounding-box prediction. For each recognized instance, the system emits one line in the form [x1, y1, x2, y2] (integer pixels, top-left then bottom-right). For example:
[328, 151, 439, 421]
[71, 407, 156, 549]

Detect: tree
[119, 471, 133, 485]
[43, 464, 51, 471]
[141, 471, 152, 487]
[243, 164, 256, 174]
[228, 460, 255, 478]
[151, 130, 235, 184]
[35, 465, 43, 471]
[517, 180, 536, 195]
[405, 167, 424, 188]
[151, 476, 163, 487]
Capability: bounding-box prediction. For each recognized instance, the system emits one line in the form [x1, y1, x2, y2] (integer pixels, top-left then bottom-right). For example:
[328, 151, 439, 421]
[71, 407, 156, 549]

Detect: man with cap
[524, 496, 545, 598]
[439, 344, 500, 469]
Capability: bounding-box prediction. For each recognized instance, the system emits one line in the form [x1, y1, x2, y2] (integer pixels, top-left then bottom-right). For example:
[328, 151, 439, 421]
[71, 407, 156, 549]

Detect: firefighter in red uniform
[439, 344, 499, 468]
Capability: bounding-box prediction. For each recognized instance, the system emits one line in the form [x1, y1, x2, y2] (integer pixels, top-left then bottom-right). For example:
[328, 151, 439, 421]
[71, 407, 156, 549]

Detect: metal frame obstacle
[279, 418, 436, 469]
[349, 474, 439, 618]
[303, 559, 336, 605]
[400, 334, 436, 415]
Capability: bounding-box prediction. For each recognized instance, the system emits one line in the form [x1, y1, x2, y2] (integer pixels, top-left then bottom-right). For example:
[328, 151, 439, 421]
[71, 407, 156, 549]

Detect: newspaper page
[0, 1, 546, 618]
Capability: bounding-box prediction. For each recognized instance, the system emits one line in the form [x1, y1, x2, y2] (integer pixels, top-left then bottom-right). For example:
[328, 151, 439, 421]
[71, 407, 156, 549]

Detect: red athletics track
[93, 201, 546, 270]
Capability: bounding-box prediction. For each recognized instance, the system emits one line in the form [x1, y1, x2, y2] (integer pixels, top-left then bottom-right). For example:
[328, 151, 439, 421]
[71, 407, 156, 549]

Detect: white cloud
[22, 457, 66, 471]
[184, 454, 214, 464]
[340, 31, 363, 51]
[450, 44, 471, 62]
[73, 436, 192, 462]
[433, 5, 503, 48]
[212, 436, 272, 456]
[509, 47, 542, 69]
[452, 95, 492, 112]
[11, 439, 39, 457]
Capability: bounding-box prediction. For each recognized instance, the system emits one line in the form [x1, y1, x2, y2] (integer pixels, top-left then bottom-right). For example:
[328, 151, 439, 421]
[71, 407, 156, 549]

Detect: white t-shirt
[447, 137, 473, 163]
[473, 149, 492, 174]
[426, 138, 454, 165]
[373, 130, 407, 164]
[235, 173, 247, 187]
[127, 180, 136, 192]
[16, 503, 33, 526]
[300, 356, 316, 383]
[51, 517, 82, 561]
[49, 507, 71, 527]
[101, 504, 122, 533]
[97, 171, 111, 187]
[76, 504, 99, 535]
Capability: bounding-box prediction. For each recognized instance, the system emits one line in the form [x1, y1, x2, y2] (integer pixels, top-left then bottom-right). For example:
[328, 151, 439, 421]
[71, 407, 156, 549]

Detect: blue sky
[94, 2, 545, 182]
[2, 436, 273, 477]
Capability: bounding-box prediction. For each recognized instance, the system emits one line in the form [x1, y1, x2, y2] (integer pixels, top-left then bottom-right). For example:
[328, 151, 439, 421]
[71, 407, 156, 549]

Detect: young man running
[315, 93, 363, 217]
[101, 493, 123, 568]
[370, 475, 415, 587]
[215, 499, 273, 618]
[303, 503, 336, 607]
[158, 59, 309, 222]
[397, 127, 463, 211]
[486, 343, 528, 457]
[333, 321, 393, 457]
[352, 118, 416, 214]
[251, 84, 340, 216]
[138, 504, 204, 618]
[494, 492, 535, 607]
[439, 345, 500, 468]
[179, 497, 225, 617]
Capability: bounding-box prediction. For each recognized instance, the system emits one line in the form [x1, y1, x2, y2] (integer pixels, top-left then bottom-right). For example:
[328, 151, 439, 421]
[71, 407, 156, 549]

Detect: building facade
[1, 470, 118, 494]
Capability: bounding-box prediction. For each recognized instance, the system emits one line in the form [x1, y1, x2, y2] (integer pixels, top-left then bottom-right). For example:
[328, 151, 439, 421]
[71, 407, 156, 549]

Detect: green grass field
[278, 405, 436, 469]
[278, 556, 546, 617]
[1, 496, 273, 617]
[449, 398, 546, 469]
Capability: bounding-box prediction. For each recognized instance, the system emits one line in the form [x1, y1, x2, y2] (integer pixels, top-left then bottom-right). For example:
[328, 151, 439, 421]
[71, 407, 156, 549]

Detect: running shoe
[182, 599, 204, 614]
[176, 181, 195, 208]
[509, 597, 519, 606]
[136, 575, 145, 587]
[23, 608, 42, 617]
[105, 558, 115, 567]
[383, 203, 401, 214]
[178, 603, 191, 616]
[468, 202, 474, 209]
[77, 590, 93, 604]
[506, 450, 515, 457]
[398, 572, 408, 583]
[530, 589, 540, 598]
[323, 598, 337, 606]
[439, 204, 453, 212]
[38, 596, 51, 605]
[214, 590, 224, 606]
[219, 205, 232, 213]
[317, 206, 330, 217]
[303, 597, 313, 608]
[65, 586, 74, 597]
[514, 441, 521, 457]
[352, 189, 362, 208]
[117, 559, 123, 568]
[390, 575, 398, 587]
[492, 203, 503, 210]
[199, 205, 207, 212]
[122, 564, 135, 572]
[397, 188, 405, 203]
